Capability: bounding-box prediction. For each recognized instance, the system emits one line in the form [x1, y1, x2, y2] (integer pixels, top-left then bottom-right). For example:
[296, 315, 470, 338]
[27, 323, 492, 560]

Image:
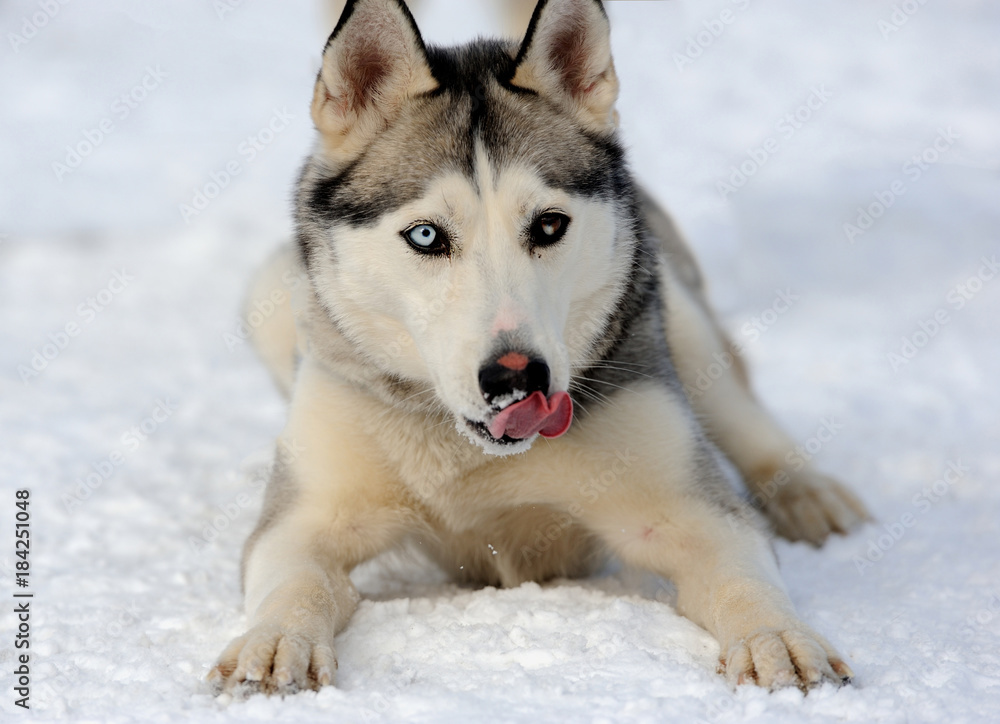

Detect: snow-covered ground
[2, 1, 999, 721]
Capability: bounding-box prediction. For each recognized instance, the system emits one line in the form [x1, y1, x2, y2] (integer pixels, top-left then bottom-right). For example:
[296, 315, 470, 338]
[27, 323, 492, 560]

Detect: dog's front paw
[208, 623, 337, 696]
[721, 626, 853, 690]
[759, 469, 871, 546]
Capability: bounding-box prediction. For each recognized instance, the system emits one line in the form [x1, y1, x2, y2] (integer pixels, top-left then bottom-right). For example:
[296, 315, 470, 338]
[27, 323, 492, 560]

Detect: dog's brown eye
[529, 212, 570, 248]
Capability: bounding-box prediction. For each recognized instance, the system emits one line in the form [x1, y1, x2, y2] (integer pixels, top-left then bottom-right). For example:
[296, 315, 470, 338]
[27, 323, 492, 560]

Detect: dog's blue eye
[403, 223, 448, 255]
[408, 224, 437, 246]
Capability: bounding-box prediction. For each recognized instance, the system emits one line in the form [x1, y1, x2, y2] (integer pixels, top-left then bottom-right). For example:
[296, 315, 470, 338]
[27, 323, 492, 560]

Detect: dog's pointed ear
[311, 0, 437, 158]
[511, 0, 619, 132]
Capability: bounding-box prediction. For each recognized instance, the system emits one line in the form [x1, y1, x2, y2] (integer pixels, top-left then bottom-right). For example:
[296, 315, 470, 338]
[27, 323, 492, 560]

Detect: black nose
[478, 352, 550, 405]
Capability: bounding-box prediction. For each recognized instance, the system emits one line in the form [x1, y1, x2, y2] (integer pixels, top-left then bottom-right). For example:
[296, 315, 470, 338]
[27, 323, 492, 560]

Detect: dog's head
[296, 0, 639, 455]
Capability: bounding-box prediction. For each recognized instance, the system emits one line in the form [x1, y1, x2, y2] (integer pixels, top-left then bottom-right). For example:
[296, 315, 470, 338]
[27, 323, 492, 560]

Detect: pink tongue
[487, 391, 573, 440]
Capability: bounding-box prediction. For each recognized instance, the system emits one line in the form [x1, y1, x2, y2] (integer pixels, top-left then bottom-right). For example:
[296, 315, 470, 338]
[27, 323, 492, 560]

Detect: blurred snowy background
[1, 1, 998, 722]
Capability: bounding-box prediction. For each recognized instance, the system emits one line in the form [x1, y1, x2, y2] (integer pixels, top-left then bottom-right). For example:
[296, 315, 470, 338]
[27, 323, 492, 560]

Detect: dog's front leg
[208, 531, 356, 695]
[535, 382, 854, 689]
[665, 527, 854, 690]
[209, 360, 413, 695]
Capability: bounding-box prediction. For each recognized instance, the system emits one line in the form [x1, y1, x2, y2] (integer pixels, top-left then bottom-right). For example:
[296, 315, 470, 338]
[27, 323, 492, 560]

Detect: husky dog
[209, 0, 870, 695]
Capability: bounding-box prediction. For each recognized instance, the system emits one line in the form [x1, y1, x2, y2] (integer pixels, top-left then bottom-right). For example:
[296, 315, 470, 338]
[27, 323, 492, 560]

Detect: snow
[1, 0, 999, 721]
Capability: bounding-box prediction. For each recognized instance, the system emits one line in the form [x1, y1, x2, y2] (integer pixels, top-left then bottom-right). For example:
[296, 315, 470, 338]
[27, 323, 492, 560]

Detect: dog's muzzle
[477, 352, 573, 440]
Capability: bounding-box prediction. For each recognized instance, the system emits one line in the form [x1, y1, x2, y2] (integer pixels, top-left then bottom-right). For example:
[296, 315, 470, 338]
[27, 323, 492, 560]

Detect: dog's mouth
[465, 419, 523, 447]
[465, 391, 574, 446]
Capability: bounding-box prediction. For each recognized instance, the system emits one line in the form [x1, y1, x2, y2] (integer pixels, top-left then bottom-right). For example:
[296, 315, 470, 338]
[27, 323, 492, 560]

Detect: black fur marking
[426, 43, 513, 147]
[300, 39, 626, 233]
[294, 228, 313, 272]
[306, 155, 400, 228]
